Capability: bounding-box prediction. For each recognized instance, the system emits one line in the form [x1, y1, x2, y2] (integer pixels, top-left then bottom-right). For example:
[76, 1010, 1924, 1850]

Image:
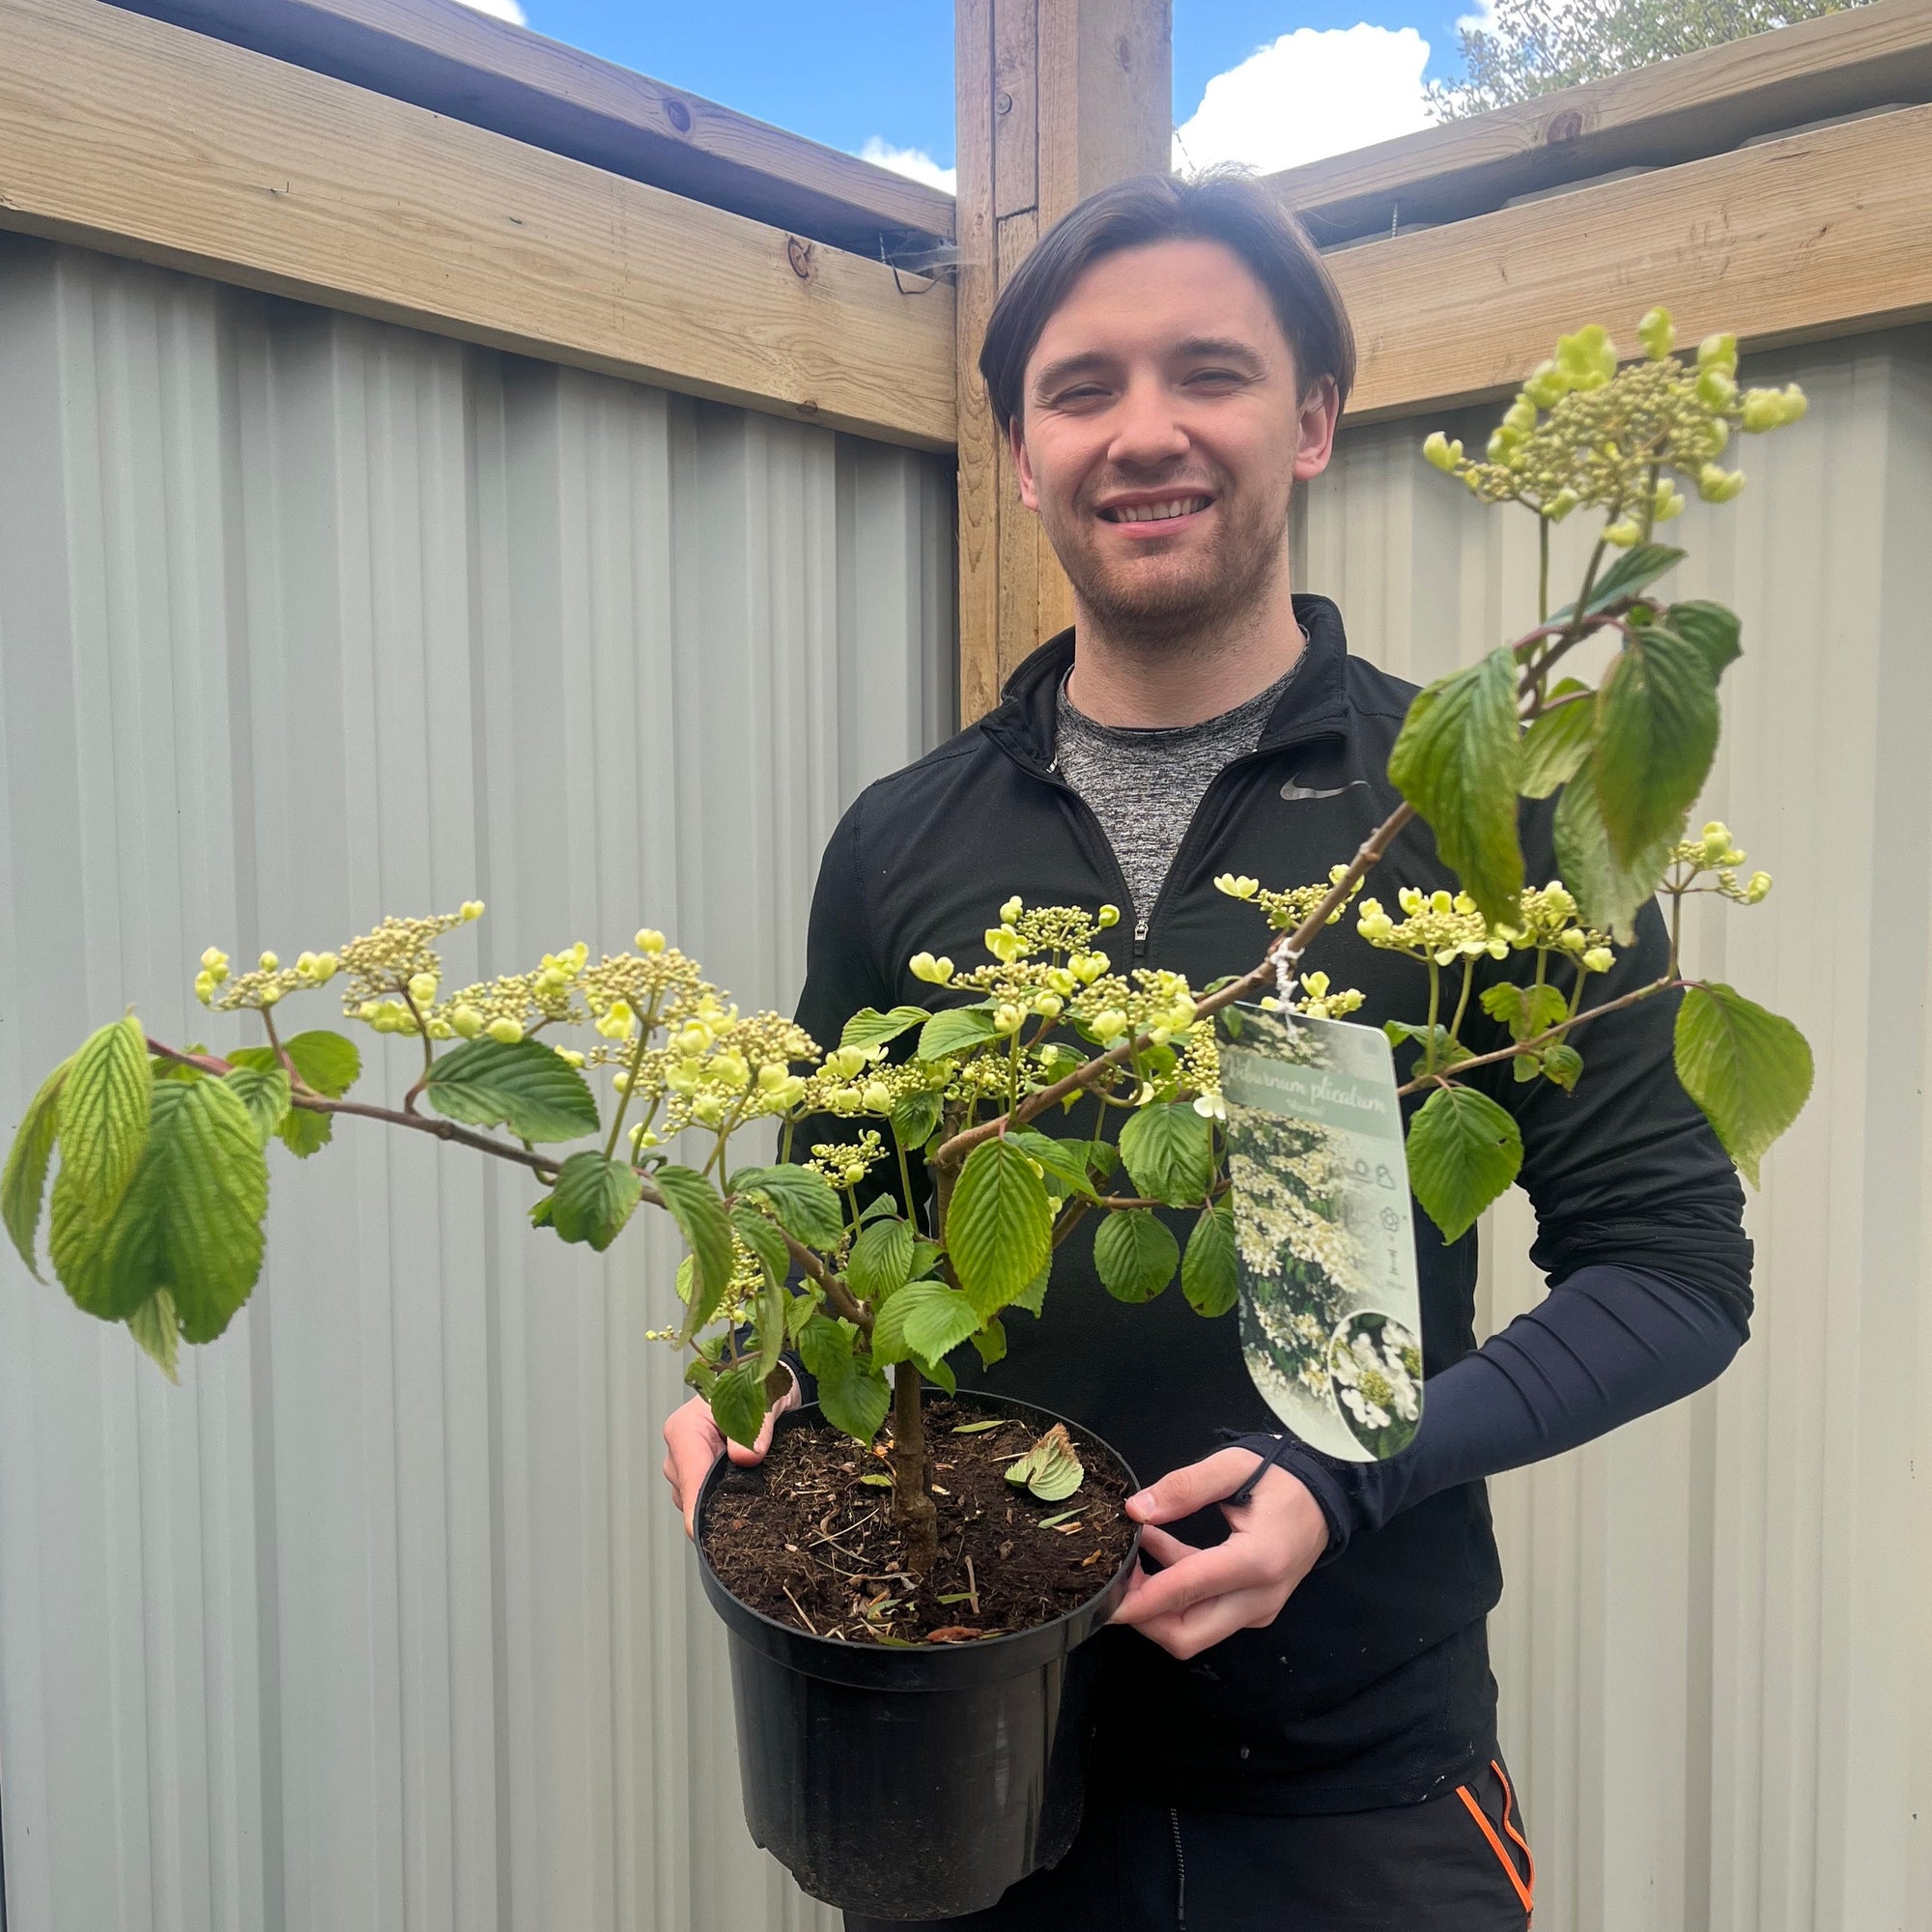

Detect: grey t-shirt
[1052, 660, 1301, 925]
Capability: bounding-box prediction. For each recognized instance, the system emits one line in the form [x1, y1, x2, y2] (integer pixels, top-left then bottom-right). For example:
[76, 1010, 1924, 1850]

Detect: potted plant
[2, 309, 1815, 1919]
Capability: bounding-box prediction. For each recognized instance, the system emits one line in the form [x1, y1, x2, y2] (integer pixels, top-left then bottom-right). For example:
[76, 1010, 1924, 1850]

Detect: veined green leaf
[223, 1066, 291, 1145]
[709, 1361, 768, 1449]
[658, 1164, 735, 1339]
[1519, 682, 1595, 799]
[1674, 984, 1813, 1187]
[971, 1318, 1008, 1367]
[3, 1056, 71, 1279]
[918, 1007, 1001, 1061]
[55, 1016, 152, 1218]
[840, 1006, 931, 1054]
[1180, 1197, 1238, 1317]
[871, 1280, 980, 1369]
[232, 1032, 358, 1155]
[819, 1354, 890, 1442]
[1594, 623, 1720, 862]
[1386, 645, 1524, 926]
[424, 1036, 598, 1144]
[548, 1151, 643, 1251]
[1550, 542, 1685, 623]
[1004, 1422, 1085, 1503]
[127, 1289, 182, 1383]
[1008, 1255, 1049, 1317]
[1406, 1084, 1522, 1244]
[729, 1164, 846, 1248]
[1004, 1127, 1099, 1202]
[847, 1216, 916, 1302]
[1118, 1101, 1215, 1207]
[890, 1088, 944, 1150]
[1553, 760, 1679, 943]
[947, 1137, 1052, 1318]
[1665, 599, 1742, 680]
[1480, 980, 1570, 1043]
[53, 1076, 268, 1343]
[1540, 1041, 1585, 1091]
[1094, 1207, 1179, 1303]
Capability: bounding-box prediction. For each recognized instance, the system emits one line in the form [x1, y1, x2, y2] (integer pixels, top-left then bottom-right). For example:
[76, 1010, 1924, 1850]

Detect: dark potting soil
[701, 1400, 1136, 1645]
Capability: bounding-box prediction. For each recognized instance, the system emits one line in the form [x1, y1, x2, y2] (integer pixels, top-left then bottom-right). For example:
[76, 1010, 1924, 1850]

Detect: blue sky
[460, 2, 1493, 181]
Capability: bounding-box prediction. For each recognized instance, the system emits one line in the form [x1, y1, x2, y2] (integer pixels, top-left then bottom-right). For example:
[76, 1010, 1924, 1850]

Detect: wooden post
[954, 0, 1173, 722]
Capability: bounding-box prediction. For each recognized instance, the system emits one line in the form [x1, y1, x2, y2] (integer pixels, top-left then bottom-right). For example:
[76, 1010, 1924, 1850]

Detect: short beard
[1045, 490, 1291, 654]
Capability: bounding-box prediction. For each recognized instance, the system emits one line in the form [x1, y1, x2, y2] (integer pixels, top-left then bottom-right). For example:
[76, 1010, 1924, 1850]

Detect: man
[664, 171, 1750, 1930]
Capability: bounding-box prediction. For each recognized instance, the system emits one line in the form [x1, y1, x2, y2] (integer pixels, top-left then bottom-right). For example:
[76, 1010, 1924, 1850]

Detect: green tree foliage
[1430, 0, 1865, 121]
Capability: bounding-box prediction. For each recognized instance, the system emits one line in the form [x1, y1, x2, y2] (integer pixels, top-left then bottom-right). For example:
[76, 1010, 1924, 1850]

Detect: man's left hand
[1107, 1447, 1330, 1661]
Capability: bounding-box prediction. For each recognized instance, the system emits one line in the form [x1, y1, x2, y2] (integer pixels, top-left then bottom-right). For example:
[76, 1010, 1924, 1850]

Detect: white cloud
[858, 137, 957, 196]
[1174, 26, 1435, 175]
[450, 0, 527, 24]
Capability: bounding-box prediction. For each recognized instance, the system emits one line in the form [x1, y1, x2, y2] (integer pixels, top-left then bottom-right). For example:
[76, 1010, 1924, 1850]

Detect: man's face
[1010, 238, 1338, 644]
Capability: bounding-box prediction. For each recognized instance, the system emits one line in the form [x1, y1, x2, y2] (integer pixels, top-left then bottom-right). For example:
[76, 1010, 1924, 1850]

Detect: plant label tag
[1218, 1005, 1424, 1463]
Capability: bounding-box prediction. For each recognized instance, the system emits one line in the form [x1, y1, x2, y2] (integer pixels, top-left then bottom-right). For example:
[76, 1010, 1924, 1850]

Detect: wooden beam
[955, 0, 1172, 721]
[0, 0, 953, 449]
[109, 0, 955, 259]
[1268, 0, 1932, 246]
[1329, 101, 1932, 424]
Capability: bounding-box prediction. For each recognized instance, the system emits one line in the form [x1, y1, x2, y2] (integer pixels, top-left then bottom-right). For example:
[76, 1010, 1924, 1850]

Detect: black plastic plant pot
[694, 1390, 1140, 1921]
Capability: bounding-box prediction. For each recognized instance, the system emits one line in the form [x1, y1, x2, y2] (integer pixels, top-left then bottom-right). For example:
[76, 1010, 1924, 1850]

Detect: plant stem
[1538, 514, 1550, 627]
[891, 1361, 938, 1578]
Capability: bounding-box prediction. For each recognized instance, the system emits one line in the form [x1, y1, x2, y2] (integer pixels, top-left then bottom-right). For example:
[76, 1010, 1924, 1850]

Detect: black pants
[844, 1758, 1535, 1932]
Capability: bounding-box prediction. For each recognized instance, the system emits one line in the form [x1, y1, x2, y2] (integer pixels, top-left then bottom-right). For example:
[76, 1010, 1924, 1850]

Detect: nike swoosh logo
[1280, 776, 1370, 803]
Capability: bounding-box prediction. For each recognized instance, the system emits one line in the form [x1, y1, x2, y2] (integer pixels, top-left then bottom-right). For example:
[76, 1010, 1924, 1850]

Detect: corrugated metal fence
[0, 232, 952, 1932]
[1298, 324, 1932, 1932]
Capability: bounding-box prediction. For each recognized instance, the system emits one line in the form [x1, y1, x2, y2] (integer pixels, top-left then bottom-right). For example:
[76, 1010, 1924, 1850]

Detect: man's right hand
[661, 1373, 800, 1536]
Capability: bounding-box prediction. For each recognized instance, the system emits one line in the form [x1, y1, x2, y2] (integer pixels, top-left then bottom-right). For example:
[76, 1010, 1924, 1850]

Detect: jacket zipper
[1169, 1807, 1188, 1929]
[1035, 729, 1344, 964]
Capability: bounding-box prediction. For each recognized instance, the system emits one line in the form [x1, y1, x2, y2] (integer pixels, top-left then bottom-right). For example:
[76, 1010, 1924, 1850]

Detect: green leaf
[799, 1314, 891, 1442]
[232, 1032, 358, 1155]
[709, 1362, 768, 1449]
[1673, 984, 1813, 1186]
[657, 1164, 735, 1337]
[548, 1151, 643, 1251]
[729, 1200, 791, 1287]
[424, 1037, 599, 1144]
[1383, 1020, 1473, 1073]
[1180, 1197, 1238, 1317]
[1540, 1041, 1584, 1091]
[1004, 1127, 1099, 1202]
[1004, 1422, 1085, 1503]
[971, 1318, 1008, 1367]
[952, 1418, 1008, 1435]
[1008, 1255, 1050, 1317]
[871, 1280, 980, 1368]
[1405, 1084, 1523, 1244]
[1386, 645, 1524, 926]
[1594, 623, 1720, 863]
[127, 1289, 182, 1383]
[947, 1137, 1052, 1318]
[53, 1077, 269, 1342]
[3, 1056, 71, 1279]
[1118, 1102, 1215, 1208]
[798, 1312, 855, 1382]
[729, 1164, 846, 1249]
[1519, 682, 1595, 799]
[55, 1016, 153, 1217]
[848, 1216, 916, 1301]
[890, 1088, 944, 1149]
[1480, 980, 1571, 1043]
[1664, 599, 1742, 680]
[1551, 542, 1685, 623]
[840, 1006, 931, 1054]
[1553, 759, 1679, 943]
[1094, 1207, 1179, 1303]
[917, 1006, 1001, 1061]
[907, 1237, 946, 1282]
[223, 1066, 291, 1145]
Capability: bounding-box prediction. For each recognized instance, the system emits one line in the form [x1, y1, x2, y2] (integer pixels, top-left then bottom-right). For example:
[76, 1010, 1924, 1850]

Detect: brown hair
[978, 169, 1356, 435]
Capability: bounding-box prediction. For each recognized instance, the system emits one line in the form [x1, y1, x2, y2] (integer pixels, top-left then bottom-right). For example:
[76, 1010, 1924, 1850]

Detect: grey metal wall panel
[1294, 325, 1932, 1932]
[0, 232, 954, 1932]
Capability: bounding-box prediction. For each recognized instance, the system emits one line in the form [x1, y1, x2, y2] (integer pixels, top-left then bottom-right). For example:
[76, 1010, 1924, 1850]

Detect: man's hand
[1107, 1446, 1330, 1660]
[660, 1370, 802, 1537]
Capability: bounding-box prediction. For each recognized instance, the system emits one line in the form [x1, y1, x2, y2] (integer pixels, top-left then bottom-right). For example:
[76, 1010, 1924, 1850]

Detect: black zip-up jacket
[793, 596, 1751, 1813]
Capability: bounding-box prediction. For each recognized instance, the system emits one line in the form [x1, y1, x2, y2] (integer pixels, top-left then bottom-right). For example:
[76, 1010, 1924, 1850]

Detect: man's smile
[1094, 491, 1216, 534]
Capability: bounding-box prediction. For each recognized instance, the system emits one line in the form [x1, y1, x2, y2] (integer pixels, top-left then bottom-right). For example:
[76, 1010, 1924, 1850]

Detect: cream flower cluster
[1215, 864, 1362, 934]
[1668, 821, 1772, 905]
[1357, 885, 1614, 977]
[1421, 310, 1807, 543]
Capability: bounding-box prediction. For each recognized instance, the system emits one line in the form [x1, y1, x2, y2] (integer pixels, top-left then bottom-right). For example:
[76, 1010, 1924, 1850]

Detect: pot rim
[694, 1387, 1142, 1690]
